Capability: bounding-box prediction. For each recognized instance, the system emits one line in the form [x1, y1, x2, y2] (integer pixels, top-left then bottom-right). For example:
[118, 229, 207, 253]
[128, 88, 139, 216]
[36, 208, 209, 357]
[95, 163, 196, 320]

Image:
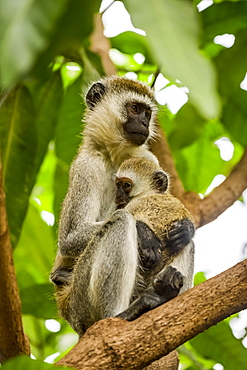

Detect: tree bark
[57, 259, 247, 370]
[0, 160, 30, 362]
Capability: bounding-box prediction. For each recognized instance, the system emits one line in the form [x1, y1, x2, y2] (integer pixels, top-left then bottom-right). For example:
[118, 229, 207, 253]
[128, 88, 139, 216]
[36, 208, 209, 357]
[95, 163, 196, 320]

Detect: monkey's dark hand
[164, 218, 195, 254]
[50, 268, 72, 286]
[136, 220, 162, 270]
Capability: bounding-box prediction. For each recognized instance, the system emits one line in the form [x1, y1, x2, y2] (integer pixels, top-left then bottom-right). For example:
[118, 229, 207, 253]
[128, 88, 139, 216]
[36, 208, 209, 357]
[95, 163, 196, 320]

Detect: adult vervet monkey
[50, 76, 194, 335]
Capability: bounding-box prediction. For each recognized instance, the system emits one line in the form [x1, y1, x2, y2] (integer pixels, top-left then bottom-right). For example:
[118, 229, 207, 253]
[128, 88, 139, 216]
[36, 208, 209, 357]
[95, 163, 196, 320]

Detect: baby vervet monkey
[114, 157, 195, 320]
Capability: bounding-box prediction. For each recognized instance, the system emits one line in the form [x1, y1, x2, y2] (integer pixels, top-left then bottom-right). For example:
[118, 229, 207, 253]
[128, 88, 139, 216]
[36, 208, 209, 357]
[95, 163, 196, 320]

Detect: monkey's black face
[115, 177, 133, 209]
[123, 102, 151, 146]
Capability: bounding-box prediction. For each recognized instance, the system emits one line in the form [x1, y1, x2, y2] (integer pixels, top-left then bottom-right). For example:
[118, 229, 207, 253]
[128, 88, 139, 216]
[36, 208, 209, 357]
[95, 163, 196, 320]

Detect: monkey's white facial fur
[84, 76, 158, 150]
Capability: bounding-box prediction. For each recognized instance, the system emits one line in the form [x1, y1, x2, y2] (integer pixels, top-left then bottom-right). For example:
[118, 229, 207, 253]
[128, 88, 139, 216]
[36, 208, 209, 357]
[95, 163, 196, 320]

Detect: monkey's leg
[116, 266, 183, 321]
[68, 210, 139, 336]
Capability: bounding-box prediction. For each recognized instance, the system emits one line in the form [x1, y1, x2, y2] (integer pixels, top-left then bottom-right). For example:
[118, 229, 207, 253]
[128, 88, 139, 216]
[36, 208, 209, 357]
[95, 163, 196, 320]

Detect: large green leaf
[174, 123, 225, 194]
[20, 284, 56, 319]
[55, 75, 84, 165]
[215, 30, 247, 146]
[0, 85, 37, 247]
[0, 0, 68, 87]
[190, 319, 247, 370]
[53, 75, 85, 218]
[1, 356, 70, 370]
[168, 104, 206, 151]
[30, 70, 64, 173]
[0, 0, 101, 88]
[14, 203, 55, 288]
[202, 1, 247, 43]
[124, 0, 220, 119]
[110, 31, 154, 64]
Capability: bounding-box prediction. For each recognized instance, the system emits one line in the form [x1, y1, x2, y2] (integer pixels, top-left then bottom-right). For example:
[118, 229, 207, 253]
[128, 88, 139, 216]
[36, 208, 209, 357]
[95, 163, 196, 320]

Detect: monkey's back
[126, 193, 193, 239]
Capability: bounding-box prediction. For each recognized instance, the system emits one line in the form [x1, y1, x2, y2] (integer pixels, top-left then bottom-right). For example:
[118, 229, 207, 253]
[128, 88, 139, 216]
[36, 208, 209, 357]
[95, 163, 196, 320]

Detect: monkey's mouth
[130, 131, 148, 138]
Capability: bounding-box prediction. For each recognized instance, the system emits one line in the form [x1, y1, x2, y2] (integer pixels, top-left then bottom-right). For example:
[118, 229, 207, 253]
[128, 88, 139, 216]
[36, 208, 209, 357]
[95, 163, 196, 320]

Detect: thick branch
[198, 148, 247, 227]
[90, 14, 117, 76]
[0, 160, 30, 362]
[57, 259, 247, 370]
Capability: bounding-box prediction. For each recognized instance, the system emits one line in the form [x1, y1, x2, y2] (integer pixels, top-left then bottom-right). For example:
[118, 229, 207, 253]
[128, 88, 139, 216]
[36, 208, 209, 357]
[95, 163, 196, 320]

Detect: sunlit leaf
[0, 85, 37, 247]
[194, 272, 207, 286]
[124, 0, 220, 119]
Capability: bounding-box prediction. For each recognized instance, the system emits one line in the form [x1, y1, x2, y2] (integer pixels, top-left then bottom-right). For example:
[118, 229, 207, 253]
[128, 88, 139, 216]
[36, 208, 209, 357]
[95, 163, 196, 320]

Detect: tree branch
[0, 159, 30, 362]
[90, 13, 117, 76]
[56, 259, 247, 370]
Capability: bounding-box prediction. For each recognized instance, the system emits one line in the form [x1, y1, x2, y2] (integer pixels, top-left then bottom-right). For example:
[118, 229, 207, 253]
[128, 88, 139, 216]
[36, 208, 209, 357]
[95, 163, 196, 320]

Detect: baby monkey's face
[115, 177, 133, 209]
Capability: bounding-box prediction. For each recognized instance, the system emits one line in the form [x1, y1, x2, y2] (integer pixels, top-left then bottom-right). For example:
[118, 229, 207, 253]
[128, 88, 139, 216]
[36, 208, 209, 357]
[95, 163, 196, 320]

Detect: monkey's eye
[131, 104, 139, 114]
[123, 182, 132, 190]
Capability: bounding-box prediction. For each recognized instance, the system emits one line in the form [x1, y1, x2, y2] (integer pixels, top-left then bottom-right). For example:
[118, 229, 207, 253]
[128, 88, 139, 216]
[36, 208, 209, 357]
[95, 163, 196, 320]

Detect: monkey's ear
[86, 82, 106, 109]
[152, 171, 168, 192]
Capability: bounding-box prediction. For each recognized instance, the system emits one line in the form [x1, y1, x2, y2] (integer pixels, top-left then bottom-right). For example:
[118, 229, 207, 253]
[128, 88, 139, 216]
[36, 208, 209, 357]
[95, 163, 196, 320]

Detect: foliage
[0, 0, 247, 368]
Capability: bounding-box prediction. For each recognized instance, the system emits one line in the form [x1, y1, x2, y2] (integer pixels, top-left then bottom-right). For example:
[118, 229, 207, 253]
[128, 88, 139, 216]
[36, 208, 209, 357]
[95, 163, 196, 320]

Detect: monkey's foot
[116, 266, 183, 321]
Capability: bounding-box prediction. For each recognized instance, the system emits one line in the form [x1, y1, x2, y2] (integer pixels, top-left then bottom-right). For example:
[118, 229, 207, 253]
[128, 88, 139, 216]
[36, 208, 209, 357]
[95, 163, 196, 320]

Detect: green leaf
[14, 202, 55, 288]
[53, 75, 85, 218]
[1, 355, 70, 370]
[31, 70, 64, 173]
[221, 94, 247, 147]
[190, 320, 247, 370]
[31, 0, 101, 82]
[194, 272, 207, 286]
[168, 104, 206, 151]
[0, 85, 37, 247]
[110, 31, 154, 64]
[202, 1, 247, 43]
[175, 123, 225, 194]
[124, 0, 220, 119]
[215, 30, 247, 146]
[20, 284, 56, 319]
[0, 0, 68, 87]
[55, 75, 84, 165]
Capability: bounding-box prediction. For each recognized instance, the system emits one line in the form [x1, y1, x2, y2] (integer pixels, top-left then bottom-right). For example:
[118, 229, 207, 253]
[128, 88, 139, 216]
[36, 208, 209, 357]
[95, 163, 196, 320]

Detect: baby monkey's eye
[124, 182, 132, 189]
